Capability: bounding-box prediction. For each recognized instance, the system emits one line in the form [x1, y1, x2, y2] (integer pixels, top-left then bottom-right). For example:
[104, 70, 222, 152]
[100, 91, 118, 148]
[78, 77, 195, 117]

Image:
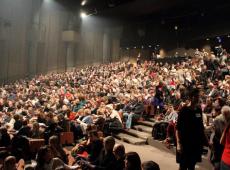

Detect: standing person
[152, 52, 156, 61]
[220, 106, 230, 170]
[137, 53, 141, 66]
[210, 106, 230, 170]
[176, 88, 209, 170]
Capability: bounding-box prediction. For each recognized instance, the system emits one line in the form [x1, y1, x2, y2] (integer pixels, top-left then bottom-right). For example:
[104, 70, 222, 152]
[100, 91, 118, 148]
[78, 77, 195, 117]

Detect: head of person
[221, 105, 230, 123]
[142, 161, 160, 170]
[3, 156, 17, 170]
[87, 130, 99, 142]
[57, 114, 65, 122]
[103, 136, 115, 152]
[0, 151, 9, 165]
[125, 152, 141, 170]
[32, 122, 39, 131]
[36, 146, 53, 167]
[13, 114, 21, 121]
[113, 144, 125, 160]
[0, 127, 8, 135]
[49, 135, 60, 148]
[188, 88, 200, 105]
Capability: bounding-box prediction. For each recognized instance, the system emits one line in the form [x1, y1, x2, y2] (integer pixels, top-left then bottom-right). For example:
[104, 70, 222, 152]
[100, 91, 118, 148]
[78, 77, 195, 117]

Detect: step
[115, 133, 147, 145]
[133, 125, 152, 134]
[147, 137, 176, 154]
[148, 118, 156, 122]
[123, 129, 151, 140]
[147, 137, 212, 170]
[137, 120, 155, 127]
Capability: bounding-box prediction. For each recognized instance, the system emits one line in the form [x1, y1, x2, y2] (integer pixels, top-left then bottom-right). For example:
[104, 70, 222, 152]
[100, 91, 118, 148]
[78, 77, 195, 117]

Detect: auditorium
[0, 0, 230, 170]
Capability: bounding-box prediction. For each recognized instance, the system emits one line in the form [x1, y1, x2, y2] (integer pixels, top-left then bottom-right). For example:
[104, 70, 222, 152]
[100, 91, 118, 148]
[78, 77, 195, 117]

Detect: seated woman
[125, 152, 142, 170]
[35, 145, 79, 170]
[72, 130, 103, 163]
[113, 144, 125, 170]
[49, 136, 68, 164]
[3, 156, 17, 170]
[31, 122, 43, 139]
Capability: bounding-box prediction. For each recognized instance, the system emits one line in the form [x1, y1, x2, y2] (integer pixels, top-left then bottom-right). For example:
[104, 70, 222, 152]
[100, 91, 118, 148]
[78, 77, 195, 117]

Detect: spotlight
[80, 12, 87, 18]
[174, 26, 178, 30]
[149, 45, 152, 48]
[81, 0, 87, 6]
[126, 47, 129, 50]
[134, 47, 136, 49]
[206, 38, 210, 41]
[216, 36, 222, 43]
[142, 46, 144, 49]
[227, 35, 230, 38]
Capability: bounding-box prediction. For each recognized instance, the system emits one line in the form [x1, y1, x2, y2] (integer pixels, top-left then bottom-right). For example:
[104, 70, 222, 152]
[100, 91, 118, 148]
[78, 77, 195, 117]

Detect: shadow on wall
[167, 45, 212, 57]
[166, 48, 196, 57]
[119, 45, 213, 61]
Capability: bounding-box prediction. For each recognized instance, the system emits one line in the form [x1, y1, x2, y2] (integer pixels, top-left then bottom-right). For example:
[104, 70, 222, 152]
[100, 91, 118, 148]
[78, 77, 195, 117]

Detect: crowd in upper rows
[0, 47, 229, 170]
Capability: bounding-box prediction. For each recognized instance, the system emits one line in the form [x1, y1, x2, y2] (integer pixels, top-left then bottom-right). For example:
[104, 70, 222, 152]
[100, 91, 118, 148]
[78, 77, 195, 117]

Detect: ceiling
[56, 0, 230, 22]
[54, 0, 230, 49]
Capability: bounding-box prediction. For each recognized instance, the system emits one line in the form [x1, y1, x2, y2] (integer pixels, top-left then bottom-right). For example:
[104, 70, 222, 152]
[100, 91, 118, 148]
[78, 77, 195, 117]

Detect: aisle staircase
[114, 118, 155, 145]
[114, 118, 213, 170]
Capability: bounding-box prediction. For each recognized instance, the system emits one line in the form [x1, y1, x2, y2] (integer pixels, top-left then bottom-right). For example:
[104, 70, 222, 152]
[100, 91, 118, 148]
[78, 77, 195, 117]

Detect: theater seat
[29, 139, 45, 153]
[0, 147, 8, 152]
[60, 132, 74, 145]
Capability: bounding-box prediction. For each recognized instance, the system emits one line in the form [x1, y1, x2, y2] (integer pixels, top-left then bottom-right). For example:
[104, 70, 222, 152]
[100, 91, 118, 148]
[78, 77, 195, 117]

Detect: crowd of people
[0, 46, 229, 170]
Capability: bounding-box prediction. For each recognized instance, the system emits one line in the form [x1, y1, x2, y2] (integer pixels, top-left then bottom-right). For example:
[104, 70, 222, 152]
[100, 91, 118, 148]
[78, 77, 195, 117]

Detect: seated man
[122, 96, 144, 129]
[152, 105, 178, 141]
[77, 136, 117, 170]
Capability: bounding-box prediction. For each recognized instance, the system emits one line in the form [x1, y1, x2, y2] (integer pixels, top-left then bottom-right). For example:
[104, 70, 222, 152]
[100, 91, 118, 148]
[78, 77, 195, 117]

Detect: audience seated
[35, 146, 79, 170]
[0, 46, 228, 170]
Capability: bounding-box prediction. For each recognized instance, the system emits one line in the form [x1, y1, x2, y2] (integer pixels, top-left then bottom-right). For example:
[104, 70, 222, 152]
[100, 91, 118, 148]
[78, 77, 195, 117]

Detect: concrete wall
[0, 0, 122, 83]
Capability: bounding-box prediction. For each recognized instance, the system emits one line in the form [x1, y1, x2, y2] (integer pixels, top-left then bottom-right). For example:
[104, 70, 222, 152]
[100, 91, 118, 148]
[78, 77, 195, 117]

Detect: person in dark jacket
[113, 144, 125, 170]
[176, 88, 209, 170]
[123, 97, 144, 129]
[125, 152, 142, 170]
[79, 136, 117, 170]
[0, 127, 11, 147]
[17, 119, 32, 137]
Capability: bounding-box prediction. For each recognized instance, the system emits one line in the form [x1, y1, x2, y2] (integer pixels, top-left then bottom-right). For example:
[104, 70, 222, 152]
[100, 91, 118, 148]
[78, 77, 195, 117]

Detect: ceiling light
[206, 38, 210, 41]
[227, 35, 230, 38]
[80, 12, 87, 18]
[81, 0, 86, 6]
